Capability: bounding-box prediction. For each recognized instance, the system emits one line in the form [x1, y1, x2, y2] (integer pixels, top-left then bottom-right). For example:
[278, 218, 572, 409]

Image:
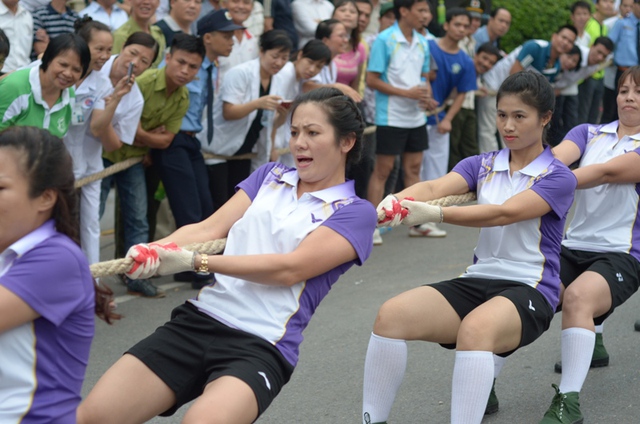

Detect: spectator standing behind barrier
[205, 30, 291, 210]
[0, 0, 33, 72]
[601, 0, 640, 124]
[0, 126, 118, 423]
[473, 6, 511, 53]
[265, 0, 298, 47]
[448, 42, 501, 171]
[0, 34, 90, 137]
[103, 34, 202, 298]
[98, 32, 157, 283]
[291, 0, 334, 49]
[303, 19, 363, 101]
[576, 0, 614, 125]
[112, 0, 166, 68]
[601, 0, 633, 123]
[421, 8, 476, 227]
[59, 18, 132, 267]
[79, 0, 129, 31]
[158, 9, 242, 290]
[154, 0, 202, 47]
[218, 0, 259, 82]
[365, 0, 436, 246]
[332, 0, 367, 91]
[31, 0, 79, 60]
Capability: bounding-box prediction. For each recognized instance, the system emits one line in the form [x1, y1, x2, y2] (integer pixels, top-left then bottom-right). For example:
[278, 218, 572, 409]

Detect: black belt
[180, 130, 197, 137]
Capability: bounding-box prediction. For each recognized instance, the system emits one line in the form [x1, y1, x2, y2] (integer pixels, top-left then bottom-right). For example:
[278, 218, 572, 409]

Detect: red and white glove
[125, 243, 160, 279]
[399, 199, 443, 227]
[152, 243, 196, 276]
[376, 194, 413, 227]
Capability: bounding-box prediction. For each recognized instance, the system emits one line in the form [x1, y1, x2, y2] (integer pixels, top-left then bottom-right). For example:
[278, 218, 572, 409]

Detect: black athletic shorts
[375, 124, 429, 155]
[558, 246, 640, 324]
[429, 277, 554, 356]
[127, 302, 294, 417]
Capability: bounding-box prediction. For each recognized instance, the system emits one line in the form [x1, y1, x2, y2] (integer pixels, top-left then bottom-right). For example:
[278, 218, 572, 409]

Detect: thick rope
[75, 156, 144, 189]
[376, 191, 477, 221]
[90, 238, 227, 278]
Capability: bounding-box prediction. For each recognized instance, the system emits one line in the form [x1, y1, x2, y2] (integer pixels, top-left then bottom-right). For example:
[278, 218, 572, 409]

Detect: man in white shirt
[79, 0, 128, 31]
[0, 0, 33, 72]
[291, 0, 334, 49]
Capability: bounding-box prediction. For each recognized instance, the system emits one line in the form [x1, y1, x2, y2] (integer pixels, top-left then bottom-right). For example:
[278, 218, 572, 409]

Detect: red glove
[377, 195, 414, 227]
[125, 243, 159, 279]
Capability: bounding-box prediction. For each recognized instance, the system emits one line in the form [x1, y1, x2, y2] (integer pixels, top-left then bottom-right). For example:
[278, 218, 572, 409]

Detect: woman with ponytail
[0, 126, 118, 423]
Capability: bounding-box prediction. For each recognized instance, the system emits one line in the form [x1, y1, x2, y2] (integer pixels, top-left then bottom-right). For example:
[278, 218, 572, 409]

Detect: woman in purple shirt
[0, 126, 117, 423]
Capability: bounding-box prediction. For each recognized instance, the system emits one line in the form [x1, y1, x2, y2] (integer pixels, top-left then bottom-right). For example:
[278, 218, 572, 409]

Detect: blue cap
[197, 9, 245, 36]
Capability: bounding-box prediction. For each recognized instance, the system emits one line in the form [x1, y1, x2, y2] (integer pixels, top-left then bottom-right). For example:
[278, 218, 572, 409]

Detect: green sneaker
[539, 384, 583, 424]
[485, 379, 499, 415]
[554, 332, 609, 373]
[634, 319, 640, 331]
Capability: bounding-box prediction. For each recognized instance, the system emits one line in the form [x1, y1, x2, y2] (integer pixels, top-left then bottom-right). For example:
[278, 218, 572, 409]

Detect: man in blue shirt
[510, 25, 578, 83]
[152, 9, 241, 288]
[473, 6, 511, 53]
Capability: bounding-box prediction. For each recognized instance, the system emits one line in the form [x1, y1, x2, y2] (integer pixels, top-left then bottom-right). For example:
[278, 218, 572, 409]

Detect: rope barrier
[74, 156, 144, 189]
[90, 238, 227, 278]
[376, 192, 477, 222]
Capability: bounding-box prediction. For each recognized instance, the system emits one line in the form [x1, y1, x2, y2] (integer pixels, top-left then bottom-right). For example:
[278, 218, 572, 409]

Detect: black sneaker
[122, 276, 165, 298]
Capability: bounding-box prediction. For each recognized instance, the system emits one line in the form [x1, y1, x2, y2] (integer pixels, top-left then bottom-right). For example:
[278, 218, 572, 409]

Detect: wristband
[196, 253, 209, 275]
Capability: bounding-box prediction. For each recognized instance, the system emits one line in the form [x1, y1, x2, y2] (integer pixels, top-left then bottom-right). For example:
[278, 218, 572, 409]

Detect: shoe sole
[126, 289, 166, 298]
[408, 233, 447, 238]
[554, 357, 609, 373]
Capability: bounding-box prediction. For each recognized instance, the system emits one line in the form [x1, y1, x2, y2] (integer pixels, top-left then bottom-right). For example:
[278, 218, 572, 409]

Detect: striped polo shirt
[31, 4, 79, 59]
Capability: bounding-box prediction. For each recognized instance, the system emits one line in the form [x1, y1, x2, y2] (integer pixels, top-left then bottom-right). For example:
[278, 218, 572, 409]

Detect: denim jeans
[100, 159, 149, 253]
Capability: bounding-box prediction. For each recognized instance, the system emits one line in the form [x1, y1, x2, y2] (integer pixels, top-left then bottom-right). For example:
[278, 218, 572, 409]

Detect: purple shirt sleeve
[452, 154, 485, 191]
[0, 235, 94, 327]
[530, 160, 577, 219]
[563, 124, 590, 156]
[322, 199, 377, 266]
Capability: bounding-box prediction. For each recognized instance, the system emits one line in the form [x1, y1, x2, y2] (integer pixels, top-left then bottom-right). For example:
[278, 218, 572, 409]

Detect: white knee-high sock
[362, 333, 407, 424]
[559, 327, 595, 394]
[451, 351, 494, 424]
[595, 323, 603, 334]
[493, 354, 507, 379]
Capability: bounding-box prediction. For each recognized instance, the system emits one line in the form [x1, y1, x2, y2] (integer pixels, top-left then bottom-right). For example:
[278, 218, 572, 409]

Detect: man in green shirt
[104, 33, 204, 297]
[112, 0, 167, 68]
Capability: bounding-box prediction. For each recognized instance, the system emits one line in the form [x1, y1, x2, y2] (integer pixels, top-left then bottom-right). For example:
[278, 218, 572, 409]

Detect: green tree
[493, 0, 575, 53]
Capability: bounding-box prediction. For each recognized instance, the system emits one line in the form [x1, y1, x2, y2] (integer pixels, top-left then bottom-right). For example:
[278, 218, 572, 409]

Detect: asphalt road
[87, 203, 640, 424]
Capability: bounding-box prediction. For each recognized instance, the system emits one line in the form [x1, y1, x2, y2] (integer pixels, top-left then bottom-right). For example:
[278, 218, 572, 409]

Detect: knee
[561, 285, 593, 312]
[456, 318, 492, 350]
[372, 299, 406, 339]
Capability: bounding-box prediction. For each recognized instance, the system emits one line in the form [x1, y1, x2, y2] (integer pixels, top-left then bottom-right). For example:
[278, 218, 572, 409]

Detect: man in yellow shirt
[112, 0, 167, 68]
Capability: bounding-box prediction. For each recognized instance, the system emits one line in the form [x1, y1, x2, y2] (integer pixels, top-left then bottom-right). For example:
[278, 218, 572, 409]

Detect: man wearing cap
[150, 10, 241, 290]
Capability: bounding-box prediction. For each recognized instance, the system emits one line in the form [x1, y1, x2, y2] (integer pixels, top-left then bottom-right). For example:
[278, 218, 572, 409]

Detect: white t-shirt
[218, 30, 259, 84]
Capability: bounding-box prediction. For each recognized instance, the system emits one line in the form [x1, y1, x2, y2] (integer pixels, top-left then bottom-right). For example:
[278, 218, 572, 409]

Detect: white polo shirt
[563, 122, 640, 261]
[367, 22, 431, 128]
[204, 58, 274, 163]
[190, 162, 376, 366]
[482, 45, 522, 92]
[79, 2, 128, 31]
[453, 147, 576, 310]
[218, 30, 259, 84]
[0, 2, 33, 72]
[97, 55, 144, 148]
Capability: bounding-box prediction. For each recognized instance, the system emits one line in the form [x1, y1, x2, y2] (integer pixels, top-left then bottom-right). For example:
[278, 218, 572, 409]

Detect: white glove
[376, 194, 411, 227]
[152, 243, 196, 276]
[125, 243, 160, 279]
[400, 199, 443, 227]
